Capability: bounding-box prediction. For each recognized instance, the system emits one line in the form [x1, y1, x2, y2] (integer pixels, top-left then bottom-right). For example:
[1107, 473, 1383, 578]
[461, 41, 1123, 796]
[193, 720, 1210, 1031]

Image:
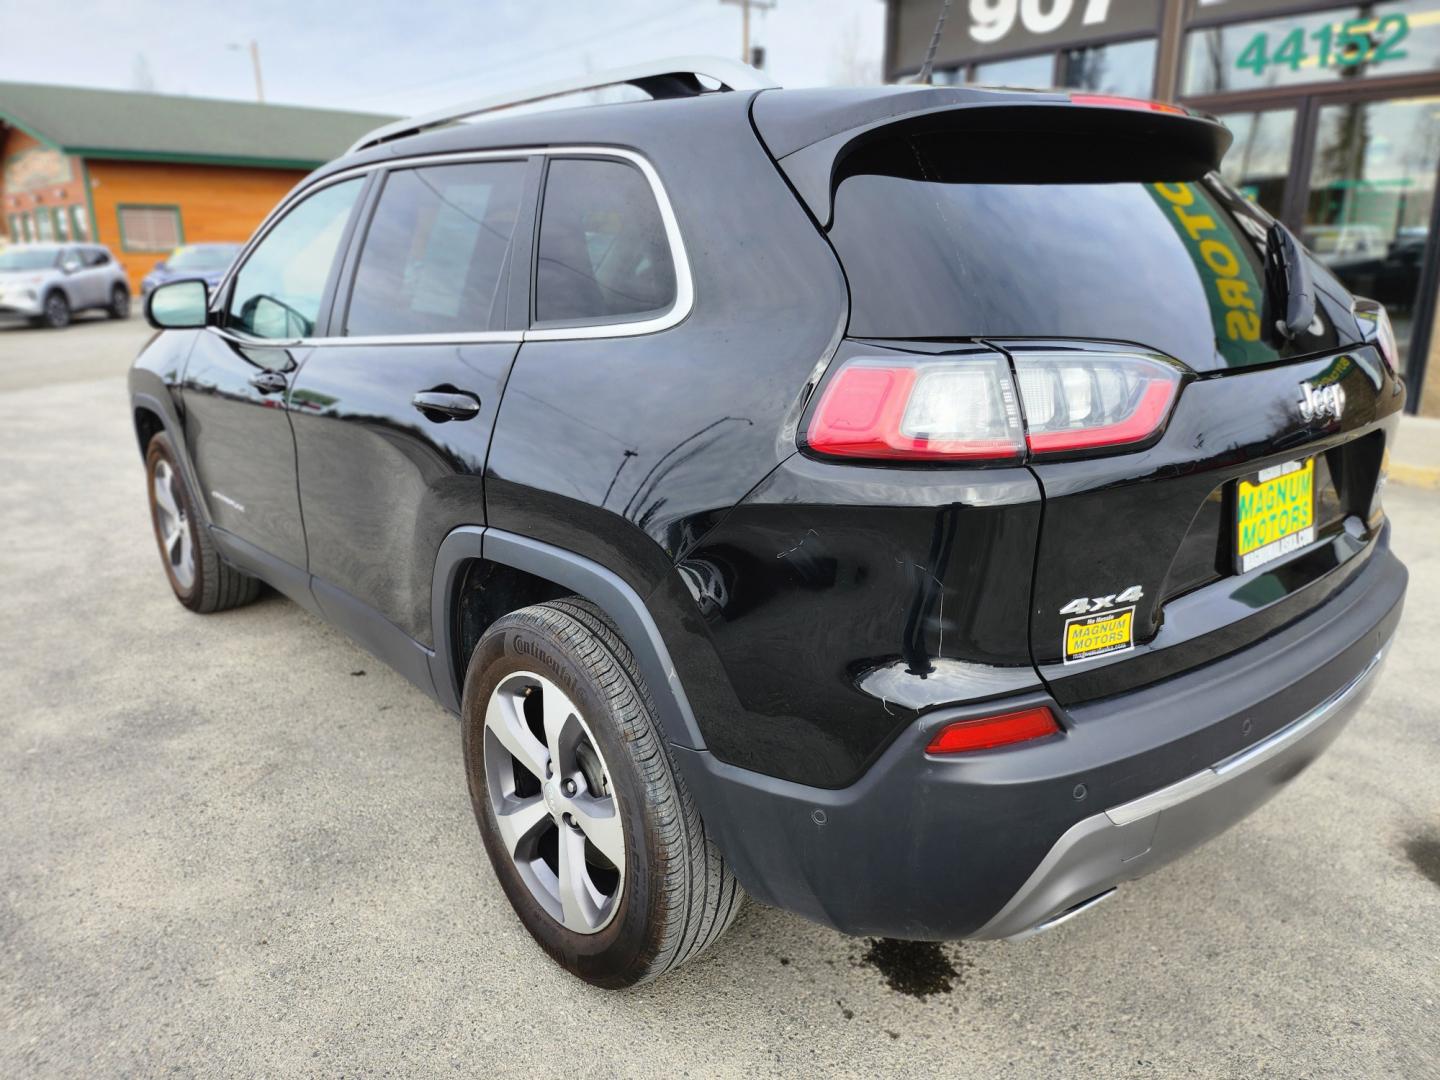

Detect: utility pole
[228, 39, 265, 103]
[719, 0, 776, 66]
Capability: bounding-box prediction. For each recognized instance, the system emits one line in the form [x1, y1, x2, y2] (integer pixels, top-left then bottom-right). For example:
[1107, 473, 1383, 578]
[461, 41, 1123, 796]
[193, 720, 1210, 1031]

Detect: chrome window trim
[208, 145, 692, 349]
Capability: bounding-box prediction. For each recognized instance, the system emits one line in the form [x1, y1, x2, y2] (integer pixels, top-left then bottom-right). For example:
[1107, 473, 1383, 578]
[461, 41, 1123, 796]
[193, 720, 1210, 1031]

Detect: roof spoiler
[347, 56, 778, 155]
[751, 89, 1233, 229]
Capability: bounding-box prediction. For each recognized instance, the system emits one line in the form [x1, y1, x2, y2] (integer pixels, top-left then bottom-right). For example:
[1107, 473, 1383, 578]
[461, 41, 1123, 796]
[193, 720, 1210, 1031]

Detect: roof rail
[347, 55, 779, 155]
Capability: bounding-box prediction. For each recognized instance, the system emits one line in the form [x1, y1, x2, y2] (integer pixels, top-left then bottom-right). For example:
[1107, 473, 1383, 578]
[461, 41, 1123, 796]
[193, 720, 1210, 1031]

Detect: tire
[41, 291, 71, 329]
[108, 285, 131, 319]
[144, 432, 260, 613]
[462, 598, 743, 987]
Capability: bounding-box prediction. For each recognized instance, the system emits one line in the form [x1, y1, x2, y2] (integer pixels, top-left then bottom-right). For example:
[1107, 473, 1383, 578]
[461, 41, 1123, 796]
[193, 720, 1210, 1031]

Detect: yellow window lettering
[1226, 308, 1261, 341]
[1152, 182, 1193, 205]
[1173, 204, 1216, 242]
[1200, 239, 1239, 277]
[1217, 277, 1255, 309]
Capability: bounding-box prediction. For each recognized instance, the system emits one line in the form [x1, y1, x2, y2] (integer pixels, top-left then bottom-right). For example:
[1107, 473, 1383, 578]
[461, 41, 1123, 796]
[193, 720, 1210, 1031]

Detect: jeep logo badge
[1299, 382, 1345, 423]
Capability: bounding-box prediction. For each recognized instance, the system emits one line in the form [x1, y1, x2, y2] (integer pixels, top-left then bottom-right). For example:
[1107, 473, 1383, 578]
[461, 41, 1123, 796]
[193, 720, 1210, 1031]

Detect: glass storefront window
[1215, 108, 1298, 218]
[1184, 0, 1440, 95]
[1059, 38, 1158, 97]
[1303, 96, 1439, 396]
[972, 53, 1056, 87]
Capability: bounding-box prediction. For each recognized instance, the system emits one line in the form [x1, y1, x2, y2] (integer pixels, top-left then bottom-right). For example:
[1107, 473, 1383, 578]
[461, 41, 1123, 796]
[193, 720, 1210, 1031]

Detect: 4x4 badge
[1299, 382, 1345, 423]
[1058, 586, 1144, 617]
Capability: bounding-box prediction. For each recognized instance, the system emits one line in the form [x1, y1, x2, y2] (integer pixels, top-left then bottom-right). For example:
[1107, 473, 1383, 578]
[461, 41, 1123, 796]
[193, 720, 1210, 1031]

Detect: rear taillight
[926, 706, 1061, 754]
[805, 356, 1025, 461]
[1013, 352, 1182, 455]
[805, 351, 1182, 463]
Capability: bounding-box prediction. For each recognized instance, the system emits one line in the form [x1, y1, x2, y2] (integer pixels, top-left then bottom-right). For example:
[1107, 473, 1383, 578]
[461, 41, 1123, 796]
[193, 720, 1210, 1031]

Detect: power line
[718, 0, 776, 65]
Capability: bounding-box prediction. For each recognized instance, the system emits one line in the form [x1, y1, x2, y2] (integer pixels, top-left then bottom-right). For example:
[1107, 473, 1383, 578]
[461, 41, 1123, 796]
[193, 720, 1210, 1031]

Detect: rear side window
[345, 161, 527, 336]
[229, 178, 362, 339]
[535, 157, 676, 324]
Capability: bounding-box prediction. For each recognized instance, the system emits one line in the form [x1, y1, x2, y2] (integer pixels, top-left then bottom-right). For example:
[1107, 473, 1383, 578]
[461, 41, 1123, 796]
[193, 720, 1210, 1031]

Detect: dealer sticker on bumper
[1236, 457, 1315, 573]
[1063, 606, 1135, 664]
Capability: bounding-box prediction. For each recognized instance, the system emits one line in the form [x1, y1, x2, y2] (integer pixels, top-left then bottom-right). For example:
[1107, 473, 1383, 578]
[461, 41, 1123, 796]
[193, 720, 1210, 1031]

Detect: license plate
[1235, 457, 1316, 573]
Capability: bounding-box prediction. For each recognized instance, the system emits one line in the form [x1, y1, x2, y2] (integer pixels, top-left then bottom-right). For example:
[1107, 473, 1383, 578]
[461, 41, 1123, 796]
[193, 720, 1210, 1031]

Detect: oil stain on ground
[1404, 833, 1440, 889]
[859, 938, 962, 998]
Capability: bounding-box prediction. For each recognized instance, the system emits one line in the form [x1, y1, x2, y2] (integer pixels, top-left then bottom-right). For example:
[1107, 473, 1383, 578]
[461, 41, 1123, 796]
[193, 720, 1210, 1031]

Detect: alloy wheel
[151, 459, 195, 590]
[483, 671, 625, 934]
[45, 293, 70, 328]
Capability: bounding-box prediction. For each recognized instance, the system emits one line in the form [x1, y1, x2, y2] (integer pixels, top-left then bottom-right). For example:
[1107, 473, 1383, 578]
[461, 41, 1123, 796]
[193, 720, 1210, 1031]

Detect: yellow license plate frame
[1235, 457, 1316, 573]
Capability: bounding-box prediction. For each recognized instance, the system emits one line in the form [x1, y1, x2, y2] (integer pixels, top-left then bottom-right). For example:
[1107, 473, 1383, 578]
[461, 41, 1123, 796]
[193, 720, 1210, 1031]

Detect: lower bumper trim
[974, 640, 1390, 941]
[1105, 644, 1387, 828]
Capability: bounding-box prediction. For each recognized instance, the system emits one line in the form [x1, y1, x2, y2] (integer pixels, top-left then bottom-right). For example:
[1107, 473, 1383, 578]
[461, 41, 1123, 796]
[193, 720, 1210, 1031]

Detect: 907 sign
[968, 0, 1116, 43]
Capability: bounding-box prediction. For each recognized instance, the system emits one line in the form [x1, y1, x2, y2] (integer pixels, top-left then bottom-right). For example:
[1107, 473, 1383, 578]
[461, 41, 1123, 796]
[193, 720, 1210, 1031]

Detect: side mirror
[146, 278, 210, 330]
[61, 260, 81, 274]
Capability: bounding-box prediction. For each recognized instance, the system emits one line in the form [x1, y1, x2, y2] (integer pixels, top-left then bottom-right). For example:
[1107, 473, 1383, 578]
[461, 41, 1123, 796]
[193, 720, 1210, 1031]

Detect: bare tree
[830, 11, 882, 86]
[131, 53, 157, 94]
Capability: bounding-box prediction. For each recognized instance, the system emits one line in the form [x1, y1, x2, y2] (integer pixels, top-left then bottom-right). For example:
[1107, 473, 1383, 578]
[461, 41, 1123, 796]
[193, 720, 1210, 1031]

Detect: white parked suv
[0, 243, 131, 328]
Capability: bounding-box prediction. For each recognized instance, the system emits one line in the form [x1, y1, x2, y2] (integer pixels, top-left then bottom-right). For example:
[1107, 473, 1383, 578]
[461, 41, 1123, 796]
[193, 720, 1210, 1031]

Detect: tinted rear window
[829, 137, 1348, 371]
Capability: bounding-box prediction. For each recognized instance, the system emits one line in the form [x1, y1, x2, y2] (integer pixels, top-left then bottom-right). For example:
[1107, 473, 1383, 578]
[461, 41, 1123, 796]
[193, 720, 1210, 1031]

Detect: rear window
[829, 135, 1348, 371]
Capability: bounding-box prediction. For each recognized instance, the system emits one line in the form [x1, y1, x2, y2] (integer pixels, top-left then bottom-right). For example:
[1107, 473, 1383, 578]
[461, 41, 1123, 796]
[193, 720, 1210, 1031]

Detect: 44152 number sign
[1235, 13, 1410, 75]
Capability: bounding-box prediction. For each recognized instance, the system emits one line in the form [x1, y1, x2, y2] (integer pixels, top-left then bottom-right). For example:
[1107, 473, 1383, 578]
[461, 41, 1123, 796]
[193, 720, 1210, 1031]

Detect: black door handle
[412, 390, 481, 422]
[250, 371, 288, 395]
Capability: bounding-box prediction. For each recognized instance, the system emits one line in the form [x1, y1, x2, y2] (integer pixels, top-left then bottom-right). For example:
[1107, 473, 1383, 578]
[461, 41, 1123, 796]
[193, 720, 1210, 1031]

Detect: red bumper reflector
[926, 706, 1061, 754]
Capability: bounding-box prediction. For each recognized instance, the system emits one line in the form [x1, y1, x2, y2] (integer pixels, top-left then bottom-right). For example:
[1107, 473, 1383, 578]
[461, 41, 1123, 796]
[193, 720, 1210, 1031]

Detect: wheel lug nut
[561, 778, 577, 797]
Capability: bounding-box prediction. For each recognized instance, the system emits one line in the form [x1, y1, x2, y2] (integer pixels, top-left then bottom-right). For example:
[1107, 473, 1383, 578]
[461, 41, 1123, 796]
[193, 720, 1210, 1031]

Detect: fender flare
[130, 388, 214, 530]
[429, 526, 706, 750]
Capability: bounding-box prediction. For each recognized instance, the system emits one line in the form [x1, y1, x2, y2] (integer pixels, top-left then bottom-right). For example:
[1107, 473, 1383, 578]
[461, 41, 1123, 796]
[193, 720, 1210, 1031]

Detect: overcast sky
[0, 0, 887, 115]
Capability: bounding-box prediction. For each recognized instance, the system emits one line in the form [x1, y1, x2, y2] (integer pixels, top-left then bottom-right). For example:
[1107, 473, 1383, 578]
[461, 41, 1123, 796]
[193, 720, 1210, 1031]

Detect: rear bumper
[674, 533, 1405, 940]
[973, 641, 1388, 939]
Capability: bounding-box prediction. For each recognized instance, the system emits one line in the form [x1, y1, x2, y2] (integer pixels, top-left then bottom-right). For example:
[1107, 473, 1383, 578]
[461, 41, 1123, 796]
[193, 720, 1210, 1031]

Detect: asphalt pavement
[1, 315, 1438, 1078]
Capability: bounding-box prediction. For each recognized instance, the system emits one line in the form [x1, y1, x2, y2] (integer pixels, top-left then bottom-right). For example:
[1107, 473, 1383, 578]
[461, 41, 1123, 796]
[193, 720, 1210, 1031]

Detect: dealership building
[885, 0, 1440, 415]
[0, 83, 390, 295]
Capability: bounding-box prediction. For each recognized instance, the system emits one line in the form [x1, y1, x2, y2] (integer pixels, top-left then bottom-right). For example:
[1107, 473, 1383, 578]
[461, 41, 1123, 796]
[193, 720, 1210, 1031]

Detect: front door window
[228, 178, 363, 339]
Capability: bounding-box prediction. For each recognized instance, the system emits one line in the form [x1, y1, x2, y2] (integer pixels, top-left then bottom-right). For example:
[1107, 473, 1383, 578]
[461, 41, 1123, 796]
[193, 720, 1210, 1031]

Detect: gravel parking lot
[2, 315, 1438, 1078]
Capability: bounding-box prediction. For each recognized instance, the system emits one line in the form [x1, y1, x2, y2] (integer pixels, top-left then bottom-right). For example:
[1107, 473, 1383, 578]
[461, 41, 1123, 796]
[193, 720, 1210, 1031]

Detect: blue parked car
[140, 243, 241, 300]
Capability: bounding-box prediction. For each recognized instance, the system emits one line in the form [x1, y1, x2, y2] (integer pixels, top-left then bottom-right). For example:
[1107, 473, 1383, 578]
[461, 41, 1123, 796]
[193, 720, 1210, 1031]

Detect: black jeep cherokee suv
[130, 61, 1407, 987]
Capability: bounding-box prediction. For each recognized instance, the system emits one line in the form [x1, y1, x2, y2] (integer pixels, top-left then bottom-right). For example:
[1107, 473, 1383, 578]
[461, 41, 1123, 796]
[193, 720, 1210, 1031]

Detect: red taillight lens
[926, 706, 1061, 754]
[1070, 93, 1187, 116]
[805, 351, 1182, 463]
[1013, 352, 1182, 456]
[806, 357, 1025, 461]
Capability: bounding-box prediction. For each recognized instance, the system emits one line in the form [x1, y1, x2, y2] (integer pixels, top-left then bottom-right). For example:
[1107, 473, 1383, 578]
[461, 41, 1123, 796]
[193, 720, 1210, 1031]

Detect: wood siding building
[0, 82, 392, 292]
